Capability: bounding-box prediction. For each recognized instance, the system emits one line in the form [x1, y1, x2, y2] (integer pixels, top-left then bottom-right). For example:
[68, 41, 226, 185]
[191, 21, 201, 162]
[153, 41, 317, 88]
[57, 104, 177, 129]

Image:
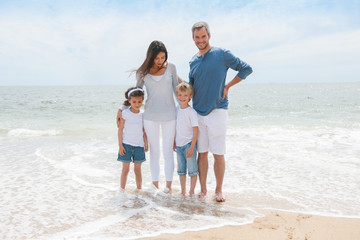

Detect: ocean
[1, 82, 359, 240]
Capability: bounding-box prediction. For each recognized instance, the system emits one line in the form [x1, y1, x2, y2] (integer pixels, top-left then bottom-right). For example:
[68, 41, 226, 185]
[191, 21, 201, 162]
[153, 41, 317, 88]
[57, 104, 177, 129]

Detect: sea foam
[1, 84, 359, 240]
[7, 128, 62, 137]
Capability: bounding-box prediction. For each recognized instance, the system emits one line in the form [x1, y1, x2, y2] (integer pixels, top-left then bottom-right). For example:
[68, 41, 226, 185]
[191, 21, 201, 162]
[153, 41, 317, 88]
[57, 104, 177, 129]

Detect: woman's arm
[143, 128, 148, 152]
[177, 75, 183, 83]
[118, 118, 126, 156]
[136, 71, 145, 88]
[116, 109, 122, 128]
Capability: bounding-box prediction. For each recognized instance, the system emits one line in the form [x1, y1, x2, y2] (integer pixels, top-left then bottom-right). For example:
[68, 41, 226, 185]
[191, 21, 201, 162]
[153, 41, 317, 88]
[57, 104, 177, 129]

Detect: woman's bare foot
[215, 192, 226, 202]
[197, 192, 207, 200]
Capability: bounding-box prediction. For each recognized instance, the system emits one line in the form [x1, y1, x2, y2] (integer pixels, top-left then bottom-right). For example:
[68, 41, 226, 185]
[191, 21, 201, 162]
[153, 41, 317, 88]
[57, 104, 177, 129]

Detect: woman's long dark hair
[136, 40, 168, 80]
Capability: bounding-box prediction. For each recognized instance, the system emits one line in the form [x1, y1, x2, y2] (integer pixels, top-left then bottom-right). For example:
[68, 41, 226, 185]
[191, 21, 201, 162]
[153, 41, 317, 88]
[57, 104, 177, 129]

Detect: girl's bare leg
[121, 162, 130, 190]
[134, 163, 142, 189]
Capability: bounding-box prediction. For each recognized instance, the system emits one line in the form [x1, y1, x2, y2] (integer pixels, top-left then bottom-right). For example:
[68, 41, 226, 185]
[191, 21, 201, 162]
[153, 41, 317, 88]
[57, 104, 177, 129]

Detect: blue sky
[0, 0, 359, 85]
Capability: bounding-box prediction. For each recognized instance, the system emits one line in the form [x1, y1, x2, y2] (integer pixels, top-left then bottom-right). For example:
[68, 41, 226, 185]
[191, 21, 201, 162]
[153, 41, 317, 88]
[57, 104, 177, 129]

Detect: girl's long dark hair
[123, 87, 145, 106]
[136, 40, 168, 80]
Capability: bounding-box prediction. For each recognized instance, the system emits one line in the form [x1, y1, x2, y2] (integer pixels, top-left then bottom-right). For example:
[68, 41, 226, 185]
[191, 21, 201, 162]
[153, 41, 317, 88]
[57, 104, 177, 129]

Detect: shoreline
[140, 209, 360, 240]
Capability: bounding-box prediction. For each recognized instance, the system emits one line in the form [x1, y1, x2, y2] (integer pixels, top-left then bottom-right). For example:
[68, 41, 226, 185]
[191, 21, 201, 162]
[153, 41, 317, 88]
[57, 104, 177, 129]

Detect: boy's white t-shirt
[175, 105, 199, 147]
[122, 108, 144, 147]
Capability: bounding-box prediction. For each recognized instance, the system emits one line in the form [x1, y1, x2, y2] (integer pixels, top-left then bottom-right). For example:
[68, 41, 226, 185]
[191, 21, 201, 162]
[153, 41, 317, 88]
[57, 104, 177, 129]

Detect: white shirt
[136, 62, 179, 121]
[175, 106, 198, 147]
[150, 74, 163, 82]
[122, 108, 144, 147]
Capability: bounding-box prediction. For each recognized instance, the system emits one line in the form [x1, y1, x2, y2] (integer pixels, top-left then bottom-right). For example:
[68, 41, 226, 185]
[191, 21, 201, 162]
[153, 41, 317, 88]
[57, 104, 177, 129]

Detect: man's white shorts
[197, 108, 228, 155]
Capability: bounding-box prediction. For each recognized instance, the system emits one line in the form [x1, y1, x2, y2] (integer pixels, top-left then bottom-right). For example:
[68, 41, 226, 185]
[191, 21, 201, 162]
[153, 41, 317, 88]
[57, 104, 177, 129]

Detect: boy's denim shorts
[176, 141, 199, 176]
[117, 143, 145, 163]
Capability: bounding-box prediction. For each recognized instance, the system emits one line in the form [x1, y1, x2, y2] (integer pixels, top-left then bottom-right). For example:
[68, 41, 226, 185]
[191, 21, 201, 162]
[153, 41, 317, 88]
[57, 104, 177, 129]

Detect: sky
[0, 0, 359, 86]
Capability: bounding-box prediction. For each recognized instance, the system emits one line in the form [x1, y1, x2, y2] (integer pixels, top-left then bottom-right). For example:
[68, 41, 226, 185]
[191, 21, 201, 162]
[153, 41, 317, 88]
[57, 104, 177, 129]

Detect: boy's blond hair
[176, 82, 194, 95]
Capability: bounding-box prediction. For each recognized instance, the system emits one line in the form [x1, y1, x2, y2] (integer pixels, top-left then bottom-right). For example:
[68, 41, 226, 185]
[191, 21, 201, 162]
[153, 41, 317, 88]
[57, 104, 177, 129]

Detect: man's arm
[222, 49, 253, 99]
[222, 75, 243, 99]
[223, 49, 253, 80]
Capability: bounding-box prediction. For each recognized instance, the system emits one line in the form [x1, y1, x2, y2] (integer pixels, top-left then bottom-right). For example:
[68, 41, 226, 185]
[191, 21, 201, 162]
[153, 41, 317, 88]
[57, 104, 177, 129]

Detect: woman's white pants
[144, 120, 175, 182]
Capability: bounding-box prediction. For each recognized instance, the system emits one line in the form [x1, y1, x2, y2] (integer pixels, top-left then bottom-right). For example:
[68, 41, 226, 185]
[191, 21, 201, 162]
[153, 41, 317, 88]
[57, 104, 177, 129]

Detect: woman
[117, 40, 181, 193]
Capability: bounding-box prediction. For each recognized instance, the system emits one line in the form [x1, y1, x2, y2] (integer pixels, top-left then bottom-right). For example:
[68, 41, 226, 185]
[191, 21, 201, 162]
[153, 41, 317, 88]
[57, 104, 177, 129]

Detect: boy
[174, 82, 199, 196]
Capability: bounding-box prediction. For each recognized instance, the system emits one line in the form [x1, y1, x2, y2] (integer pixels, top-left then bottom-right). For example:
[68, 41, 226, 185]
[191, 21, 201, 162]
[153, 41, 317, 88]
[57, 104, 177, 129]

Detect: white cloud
[0, 0, 359, 85]
[247, 29, 360, 82]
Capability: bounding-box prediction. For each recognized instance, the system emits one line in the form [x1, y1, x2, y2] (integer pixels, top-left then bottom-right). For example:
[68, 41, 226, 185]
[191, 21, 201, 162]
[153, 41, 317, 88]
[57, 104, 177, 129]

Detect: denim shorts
[176, 142, 199, 176]
[117, 143, 146, 163]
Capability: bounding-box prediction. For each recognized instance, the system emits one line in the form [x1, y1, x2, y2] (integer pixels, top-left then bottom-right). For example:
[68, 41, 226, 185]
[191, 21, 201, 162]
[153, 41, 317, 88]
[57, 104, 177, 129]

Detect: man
[189, 21, 253, 202]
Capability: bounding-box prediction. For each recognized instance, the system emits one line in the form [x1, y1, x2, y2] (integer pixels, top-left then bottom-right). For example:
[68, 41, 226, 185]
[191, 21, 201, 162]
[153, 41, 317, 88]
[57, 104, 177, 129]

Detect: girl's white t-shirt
[175, 106, 199, 147]
[122, 108, 144, 147]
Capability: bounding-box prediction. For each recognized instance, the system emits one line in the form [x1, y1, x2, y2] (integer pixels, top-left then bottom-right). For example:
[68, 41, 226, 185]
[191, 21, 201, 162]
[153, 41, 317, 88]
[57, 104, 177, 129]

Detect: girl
[117, 41, 181, 193]
[117, 87, 148, 192]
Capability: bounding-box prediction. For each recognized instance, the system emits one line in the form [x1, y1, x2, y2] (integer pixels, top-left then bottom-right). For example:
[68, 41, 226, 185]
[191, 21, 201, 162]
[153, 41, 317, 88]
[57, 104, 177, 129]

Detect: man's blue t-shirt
[189, 47, 252, 116]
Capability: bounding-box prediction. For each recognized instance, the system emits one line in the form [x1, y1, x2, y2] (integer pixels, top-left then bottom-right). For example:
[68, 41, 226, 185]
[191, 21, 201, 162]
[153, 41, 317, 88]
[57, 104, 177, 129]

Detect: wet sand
[141, 209, 360, 240]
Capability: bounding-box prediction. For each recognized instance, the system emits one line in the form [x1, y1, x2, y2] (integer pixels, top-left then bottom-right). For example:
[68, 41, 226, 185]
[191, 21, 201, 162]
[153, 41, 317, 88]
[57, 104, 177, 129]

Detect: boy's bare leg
[189, 175, 197, 196]
[214, 154, 226, 202]
[198, 152, 208, 198]
[134, 163, 142, 189]
[179, 175, 186, 196]
[121, 162, 130, 190]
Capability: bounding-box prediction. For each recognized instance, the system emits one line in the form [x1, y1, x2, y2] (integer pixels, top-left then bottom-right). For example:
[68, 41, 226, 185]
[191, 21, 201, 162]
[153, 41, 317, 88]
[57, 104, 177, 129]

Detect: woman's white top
[150, 74, 163, 82]
[136, 62, 178, 121]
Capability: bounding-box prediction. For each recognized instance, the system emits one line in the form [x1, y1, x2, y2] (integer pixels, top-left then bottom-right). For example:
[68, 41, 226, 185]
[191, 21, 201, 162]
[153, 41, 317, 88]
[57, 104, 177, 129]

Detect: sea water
[0, 83, 359, 240]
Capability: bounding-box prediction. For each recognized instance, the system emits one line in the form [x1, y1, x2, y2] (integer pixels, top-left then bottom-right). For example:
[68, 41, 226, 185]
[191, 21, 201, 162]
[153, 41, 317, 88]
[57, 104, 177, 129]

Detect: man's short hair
[176, 82, 194, 95]
[192, 21, 210, 37]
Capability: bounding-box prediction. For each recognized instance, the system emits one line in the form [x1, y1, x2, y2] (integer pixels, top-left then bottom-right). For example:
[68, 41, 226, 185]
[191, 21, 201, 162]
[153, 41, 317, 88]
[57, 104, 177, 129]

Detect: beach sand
[141, 210, 360, 240]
